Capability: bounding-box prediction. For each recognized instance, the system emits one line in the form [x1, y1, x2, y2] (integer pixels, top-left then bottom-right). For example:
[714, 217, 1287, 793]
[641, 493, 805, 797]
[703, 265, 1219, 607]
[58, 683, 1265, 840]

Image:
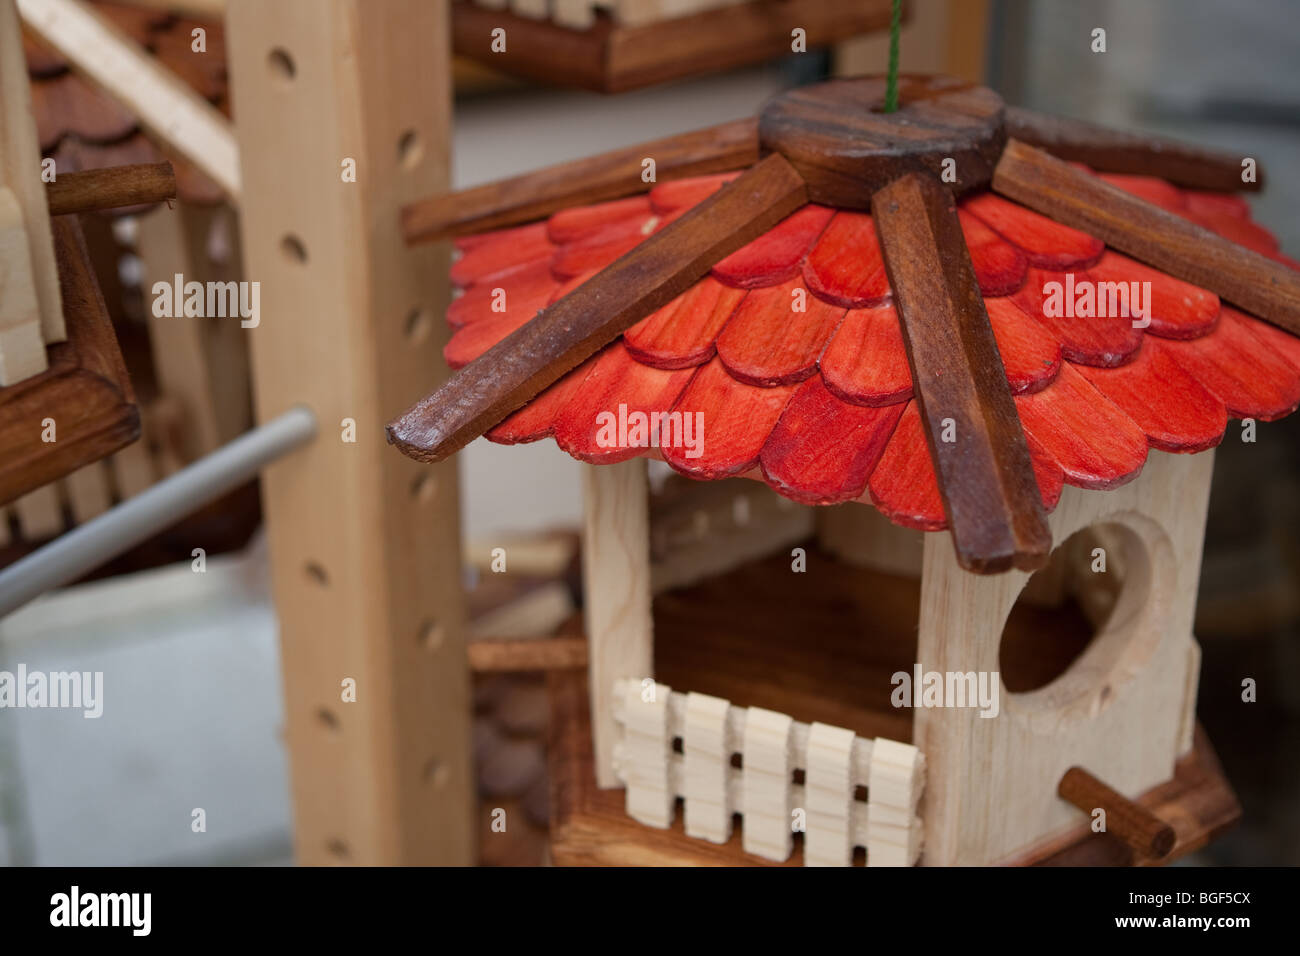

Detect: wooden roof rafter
[387, 74, 1299, 575]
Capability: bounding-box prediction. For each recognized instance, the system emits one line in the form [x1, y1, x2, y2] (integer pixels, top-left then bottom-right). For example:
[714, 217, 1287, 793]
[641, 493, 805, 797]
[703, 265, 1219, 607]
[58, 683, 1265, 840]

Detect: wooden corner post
[583, 459, 654, 789]
[226, 0, 473, 864]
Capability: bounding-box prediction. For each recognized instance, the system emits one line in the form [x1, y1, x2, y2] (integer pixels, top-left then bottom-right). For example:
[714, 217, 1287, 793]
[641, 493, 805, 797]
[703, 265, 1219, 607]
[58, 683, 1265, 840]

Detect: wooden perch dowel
[1058, 766, 1177, 859]
[1005, 106, 1261, 192]
[45, 162, 177, 216]
[993, 139, 1300, 336]
[873, 171, 1051, 574]
[388, 153, 808, 462]
[401, 117, 759, 244]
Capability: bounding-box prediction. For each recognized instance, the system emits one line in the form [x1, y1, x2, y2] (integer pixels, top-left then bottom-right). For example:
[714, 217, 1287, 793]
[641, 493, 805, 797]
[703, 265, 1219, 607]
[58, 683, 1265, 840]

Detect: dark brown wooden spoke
[388, 153, 809, 463]
[994, 139, 1300, 336]
[401, 117, 759, 244]
[1005, 106, 1260, 192]
[45, 162, 176, 216]
[873, 171, 1051, 574]
[1058, 767, 1177, 859]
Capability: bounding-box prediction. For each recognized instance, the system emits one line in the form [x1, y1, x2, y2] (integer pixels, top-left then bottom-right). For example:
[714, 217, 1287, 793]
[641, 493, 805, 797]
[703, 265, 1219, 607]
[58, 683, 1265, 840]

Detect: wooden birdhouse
[390, 75, 1299, 866]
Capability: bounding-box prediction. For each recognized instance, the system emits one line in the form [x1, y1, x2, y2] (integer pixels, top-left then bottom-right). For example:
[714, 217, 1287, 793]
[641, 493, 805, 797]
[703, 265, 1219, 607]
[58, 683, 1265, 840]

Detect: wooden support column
[226, 0, 472, 865]
[582, 458, 653, 789]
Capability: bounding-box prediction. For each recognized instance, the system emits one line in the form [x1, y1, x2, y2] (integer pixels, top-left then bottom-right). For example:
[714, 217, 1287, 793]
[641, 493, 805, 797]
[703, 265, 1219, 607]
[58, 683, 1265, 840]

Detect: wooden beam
[582, 459, 653, 789]
[400, 117, 758, 243]
[45, 162, 176, 216]
[993, 138, 1300, 336]
[227, 0, 472, 865]
[467, 636, 588, 673]
[389, 152, 808, 462]
[1, 0, 62, 346]
[1005, 106, 1260, 193]
[0, 216, 139, 506]
[1058, 766, 1176, 859]
[872, 171, 1050, 573]
[18, 0, 240, 200]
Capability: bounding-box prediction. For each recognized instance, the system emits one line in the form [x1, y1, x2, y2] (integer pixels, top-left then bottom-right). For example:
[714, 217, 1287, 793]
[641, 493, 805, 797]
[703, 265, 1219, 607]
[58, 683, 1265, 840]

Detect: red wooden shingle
[551, 345, 695, 463]
[623, 278, 746, 370]
[802, 211, 891, 308]
[985, 297, 1062, 394]
[548, 196, 653, 243]
[712, 205, 835, 288]
[819, 304, 913, 406]
[963, 193, 1105, 269]
[958, 208, 1028, 296]
[1015, 363, 1150, 489]
[760, 376, 904, 505]
[451, 222, 554, 287]
[715, 278, 845, 386]
[488, 355, 600, 444]
[648, 172, 739, 214]
[661, 358, 793, 479]
[447, 260, 559, 328]
[1084, 252, 1220, 340]
[1162, 308, 1300, 420]
[1013, 266, 1144, 367]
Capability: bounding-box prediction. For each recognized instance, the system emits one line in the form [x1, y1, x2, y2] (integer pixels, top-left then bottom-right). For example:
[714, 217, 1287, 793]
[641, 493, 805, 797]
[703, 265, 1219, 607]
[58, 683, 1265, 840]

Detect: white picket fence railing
[611, 679, 924, 866]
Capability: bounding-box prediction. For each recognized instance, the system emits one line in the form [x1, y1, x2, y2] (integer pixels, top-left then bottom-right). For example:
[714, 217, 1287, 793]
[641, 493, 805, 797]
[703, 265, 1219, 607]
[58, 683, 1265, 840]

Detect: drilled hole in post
[268, 48, 296, 82]
[418, 618, 445, 652]
[280, 234, 308, 264]
[397, 129, 423, 171]
[404, 307, 432, 344]
[423, 757, 450, 789]
[411, 472, 437, 503]
[316, 708, 340, 732]
[304, 562, 328, 586]
[325, 838, 349, 859]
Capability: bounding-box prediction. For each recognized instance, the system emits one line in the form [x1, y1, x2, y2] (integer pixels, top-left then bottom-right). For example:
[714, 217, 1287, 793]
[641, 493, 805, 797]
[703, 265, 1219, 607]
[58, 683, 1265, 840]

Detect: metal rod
[0, 406, 317, 618]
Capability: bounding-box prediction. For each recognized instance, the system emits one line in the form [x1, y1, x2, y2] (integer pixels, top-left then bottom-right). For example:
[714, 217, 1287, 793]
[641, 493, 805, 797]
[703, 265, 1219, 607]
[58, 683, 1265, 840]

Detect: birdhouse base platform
[546, 545, 1240, 866]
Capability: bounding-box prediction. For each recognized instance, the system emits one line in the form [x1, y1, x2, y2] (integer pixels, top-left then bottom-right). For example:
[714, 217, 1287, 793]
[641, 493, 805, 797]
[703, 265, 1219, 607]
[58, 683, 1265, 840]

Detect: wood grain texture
[467, 635, 588, 672]
[1005, 106, 1260, 193]
[453, 0, 898, 94]
[388, 153, 808, 463]
[760, 75, 1006, 208]
[401, 117, 758, 243]
[993, 139, 1300, 336]
[2, 0, 63, 343]
[582, 458, 653, 789]
[872, 171, 1050, 573]
[45, 161, 176, 215]
[917, 448, 1216, 865]
[227, 0, 472, 865]
[0, 215, 138, 506]
[1058, 765, 1176, 859]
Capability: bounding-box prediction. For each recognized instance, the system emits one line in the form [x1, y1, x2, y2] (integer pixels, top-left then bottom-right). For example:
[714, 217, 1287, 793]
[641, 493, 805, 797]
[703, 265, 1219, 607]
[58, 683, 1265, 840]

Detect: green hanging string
[884, 0, 902, 113]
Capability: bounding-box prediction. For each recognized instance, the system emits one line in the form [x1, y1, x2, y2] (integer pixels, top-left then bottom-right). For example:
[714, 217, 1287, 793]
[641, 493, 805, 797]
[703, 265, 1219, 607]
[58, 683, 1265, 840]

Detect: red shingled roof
[446, 170, 1300, 531]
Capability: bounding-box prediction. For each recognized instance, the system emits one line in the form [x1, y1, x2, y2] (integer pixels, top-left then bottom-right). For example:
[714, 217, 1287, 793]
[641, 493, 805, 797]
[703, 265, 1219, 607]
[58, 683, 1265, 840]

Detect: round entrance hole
[998, 521, 1168, 717]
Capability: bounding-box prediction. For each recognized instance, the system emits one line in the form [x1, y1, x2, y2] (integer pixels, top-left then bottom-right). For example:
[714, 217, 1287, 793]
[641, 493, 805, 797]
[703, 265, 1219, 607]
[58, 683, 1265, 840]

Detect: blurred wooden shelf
[452, 0, 900, 93]
[0, 216, 139, 507]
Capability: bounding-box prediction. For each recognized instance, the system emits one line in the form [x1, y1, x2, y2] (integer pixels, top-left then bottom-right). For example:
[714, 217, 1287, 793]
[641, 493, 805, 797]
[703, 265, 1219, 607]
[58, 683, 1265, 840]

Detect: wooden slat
[389, 152, 807, 463]
[0, 188, 48, 383]
[583, 458, 653, 789]
[872, 171, 1050, 573]
[227, 0, 472, 865]
[1005, 106, 1260, 193]
[467, 635, 588, 672]
[1, 0, 63, 344]
[993, 138, 1300, 336]
[401, 117, 758, 243]
[45, 162, 176, 216]
[18, 0, 240, 199]
[453, 0, 899, 94]
[0, 216, 139, 506]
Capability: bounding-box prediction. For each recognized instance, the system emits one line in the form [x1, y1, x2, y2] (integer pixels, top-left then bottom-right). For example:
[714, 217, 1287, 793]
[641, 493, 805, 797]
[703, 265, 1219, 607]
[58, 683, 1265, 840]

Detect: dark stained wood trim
[0, 216, 139, 507]
[994, 138, 1300, 336]
[873, 171, 1051, 573]
[1005, 106, 1261, 192]
[401, 118, 758, 244]
[388, 153, 809, 462]
[45, 162, 176, 216]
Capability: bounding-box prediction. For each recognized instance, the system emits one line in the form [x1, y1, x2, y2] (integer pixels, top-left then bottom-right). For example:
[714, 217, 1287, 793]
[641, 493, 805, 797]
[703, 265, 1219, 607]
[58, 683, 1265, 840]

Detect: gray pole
[0, 405, 317, 618]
